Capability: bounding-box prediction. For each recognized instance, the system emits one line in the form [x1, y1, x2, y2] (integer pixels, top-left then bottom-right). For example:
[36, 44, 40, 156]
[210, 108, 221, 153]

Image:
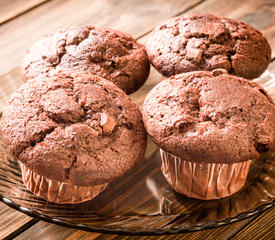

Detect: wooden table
[0, 0, 274, 239]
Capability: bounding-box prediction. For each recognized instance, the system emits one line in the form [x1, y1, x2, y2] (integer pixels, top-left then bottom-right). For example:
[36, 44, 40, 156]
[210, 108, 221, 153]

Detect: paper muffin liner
[160, 149, 251, 200]
[20, 163, 108, 204]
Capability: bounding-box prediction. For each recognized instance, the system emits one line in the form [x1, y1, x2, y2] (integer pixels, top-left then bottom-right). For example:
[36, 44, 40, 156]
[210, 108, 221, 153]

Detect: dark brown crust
[1, 71, 147, 186]
[147, 14, 271, 79]
[142, 71, 275, 163]
[22, 26, 150, 94]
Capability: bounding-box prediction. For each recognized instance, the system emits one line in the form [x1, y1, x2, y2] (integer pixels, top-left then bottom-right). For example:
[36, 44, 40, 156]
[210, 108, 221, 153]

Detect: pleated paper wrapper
[160, 149, 251, 200]
[20, 163, 108, 204]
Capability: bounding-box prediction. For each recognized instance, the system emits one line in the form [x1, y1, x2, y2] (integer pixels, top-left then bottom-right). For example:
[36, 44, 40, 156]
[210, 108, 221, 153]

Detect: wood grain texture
[266, 58, 275, 74]
[13, 221, 77, 240]
[0, 202, 36, 240]
[0, 68, 22, 113]
[229, 207, 275, 240]
[0, 0, 48, 24]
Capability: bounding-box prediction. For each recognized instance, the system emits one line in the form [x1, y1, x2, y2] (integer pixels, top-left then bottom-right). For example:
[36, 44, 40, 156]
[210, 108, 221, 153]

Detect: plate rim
[1, 193, 274, 235]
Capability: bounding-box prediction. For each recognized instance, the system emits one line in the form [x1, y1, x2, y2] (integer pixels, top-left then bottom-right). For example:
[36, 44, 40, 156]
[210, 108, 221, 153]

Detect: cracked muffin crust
[147, 14, 271, 79]
[22, 26, 150, 94]
[142, 71, 275, 163]
[1, 71, 147, 186]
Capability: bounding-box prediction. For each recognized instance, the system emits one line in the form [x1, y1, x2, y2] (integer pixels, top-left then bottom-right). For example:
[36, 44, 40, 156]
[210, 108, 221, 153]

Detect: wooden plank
[0, 0, 48, 25]
[13, 221, 78, 240]
[0, 68, 22, 113]
[0, 202, 36, 240]
[265, 58, 275, 74]
[229, 207, 275, 240]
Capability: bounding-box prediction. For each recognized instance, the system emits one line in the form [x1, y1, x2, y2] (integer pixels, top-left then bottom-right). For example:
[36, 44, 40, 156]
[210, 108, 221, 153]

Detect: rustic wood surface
[0, 202, 37, 240]
[0, 0, 48, 25]
[0, 0, 274, 239]
[232, 207, 275, 240]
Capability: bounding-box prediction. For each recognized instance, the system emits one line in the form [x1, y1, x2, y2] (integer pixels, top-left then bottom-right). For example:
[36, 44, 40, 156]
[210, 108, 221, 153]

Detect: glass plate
[0, 71, 275, 235]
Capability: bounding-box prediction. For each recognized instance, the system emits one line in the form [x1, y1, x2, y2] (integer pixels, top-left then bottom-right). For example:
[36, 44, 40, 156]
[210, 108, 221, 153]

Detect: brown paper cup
[160, 149, 251, 200]
[20, 163, 108, 204]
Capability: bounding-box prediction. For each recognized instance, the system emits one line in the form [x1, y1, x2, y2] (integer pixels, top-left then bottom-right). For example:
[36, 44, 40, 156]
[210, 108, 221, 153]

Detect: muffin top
[147, 14, 271, 79]
[142, 71, 275, 163]
[1, 71, 147, 186]
[22, 26, 150, 94]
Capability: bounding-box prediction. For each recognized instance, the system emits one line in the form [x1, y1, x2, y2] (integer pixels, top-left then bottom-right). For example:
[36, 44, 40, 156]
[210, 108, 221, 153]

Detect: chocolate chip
[100, 112, 117, 134]
[211, 68, 228, 76]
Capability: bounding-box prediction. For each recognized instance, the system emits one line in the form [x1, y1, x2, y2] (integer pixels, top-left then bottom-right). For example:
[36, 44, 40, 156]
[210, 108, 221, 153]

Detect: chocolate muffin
[147, 14, 271, 79]
[22, 26, 150, 94]
[142, 71, 275, 199]
[1, 71, 147, 204]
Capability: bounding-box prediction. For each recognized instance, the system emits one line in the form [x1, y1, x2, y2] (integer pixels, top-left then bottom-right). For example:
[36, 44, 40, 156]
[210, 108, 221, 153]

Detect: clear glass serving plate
[0, 71, 274, 235]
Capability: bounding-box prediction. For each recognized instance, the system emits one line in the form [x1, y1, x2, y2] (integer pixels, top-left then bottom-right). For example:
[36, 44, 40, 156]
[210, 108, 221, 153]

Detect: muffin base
[20, 163, 108, 204]
[160, 149, 251, 200]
